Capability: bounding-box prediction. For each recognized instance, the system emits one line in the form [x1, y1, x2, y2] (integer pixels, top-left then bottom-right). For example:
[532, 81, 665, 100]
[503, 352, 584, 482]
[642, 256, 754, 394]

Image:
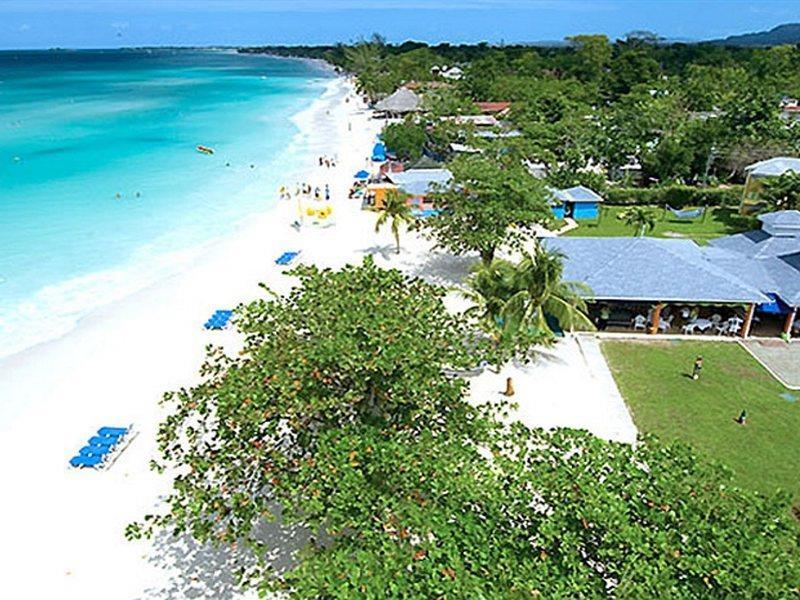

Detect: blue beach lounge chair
[275, 251, 300, 266]
[70, 455, 105, 469]
[88, 435, 118, 448]
[97, 426, 128, 437]
[204, 309, 233, 330]
[79, 445, 111, 457]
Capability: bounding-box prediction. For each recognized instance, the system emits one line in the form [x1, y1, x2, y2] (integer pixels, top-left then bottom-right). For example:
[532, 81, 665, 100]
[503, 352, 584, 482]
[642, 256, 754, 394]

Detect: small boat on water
[196, 145, 214, 155]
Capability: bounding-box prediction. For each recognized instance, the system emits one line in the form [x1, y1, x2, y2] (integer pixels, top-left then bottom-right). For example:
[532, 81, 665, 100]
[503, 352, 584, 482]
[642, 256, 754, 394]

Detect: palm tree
[464, 245, 593, 394]
[502, 244, 595, 338]
[375, 190, 413, 254]
[463, 259, 517, 338]
[620, 206, 658, 236]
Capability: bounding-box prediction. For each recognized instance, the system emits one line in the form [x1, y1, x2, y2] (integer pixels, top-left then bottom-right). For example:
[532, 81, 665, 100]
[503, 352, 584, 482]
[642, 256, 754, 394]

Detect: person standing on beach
[325, 184, 330, 201]
[692, 356, 703, 380]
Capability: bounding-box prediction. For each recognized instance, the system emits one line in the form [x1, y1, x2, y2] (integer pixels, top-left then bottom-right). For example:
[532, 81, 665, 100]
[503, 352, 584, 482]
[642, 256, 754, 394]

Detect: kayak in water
[196, 145, 214, 155]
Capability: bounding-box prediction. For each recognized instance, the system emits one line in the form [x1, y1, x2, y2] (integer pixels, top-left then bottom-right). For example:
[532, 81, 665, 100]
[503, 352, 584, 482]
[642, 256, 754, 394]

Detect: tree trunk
[503, 377, 515, 396]
[395, 231, 401, 254]
[480, 247, 495, 266]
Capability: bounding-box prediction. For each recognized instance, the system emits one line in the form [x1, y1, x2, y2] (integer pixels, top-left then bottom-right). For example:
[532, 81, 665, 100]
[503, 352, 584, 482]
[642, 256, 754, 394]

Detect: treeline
[241, 34, 800, 189]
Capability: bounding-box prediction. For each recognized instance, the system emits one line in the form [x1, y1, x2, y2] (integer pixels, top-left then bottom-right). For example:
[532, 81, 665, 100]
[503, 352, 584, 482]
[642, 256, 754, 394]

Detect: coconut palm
[620, 206, 658, 236]
[463, 259, 517, 338]
[375, 189, 414, 254]
[501, 244, 595, 338]
[464, 245, 593, 394]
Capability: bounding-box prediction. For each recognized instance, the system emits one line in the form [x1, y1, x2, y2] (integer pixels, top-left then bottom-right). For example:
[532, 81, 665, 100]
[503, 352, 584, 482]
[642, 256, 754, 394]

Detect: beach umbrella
[354, 170, 370, 180]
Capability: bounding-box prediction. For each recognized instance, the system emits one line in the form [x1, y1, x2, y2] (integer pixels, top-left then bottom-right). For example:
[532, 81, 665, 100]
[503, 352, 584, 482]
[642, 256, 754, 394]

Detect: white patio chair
[632, 315, 647, 331]
[658, 315, 674, 332]
[681, 322, 696, 335]
[711, 314, 722, 324]
[714, 321, 730, 335]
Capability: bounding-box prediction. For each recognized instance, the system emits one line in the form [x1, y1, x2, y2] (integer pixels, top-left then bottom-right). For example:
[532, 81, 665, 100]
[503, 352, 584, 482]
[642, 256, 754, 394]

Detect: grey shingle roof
[707, 212, 800, 307]
[552, 185, 604, 204]
[760, 210, 800, 228]
[702, 248, 800, 307]
[386, 168, 452, 195]
[708, 230, 800, 259]
[543, 237, 769, 304]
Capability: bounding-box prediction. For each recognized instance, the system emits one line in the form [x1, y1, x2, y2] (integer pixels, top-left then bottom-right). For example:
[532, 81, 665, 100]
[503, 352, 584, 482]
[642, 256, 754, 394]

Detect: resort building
[544, 210, 800, 338]
[549, 185, 604, 220]
[707, 210, 800, 336]
[373, 88, 422, 118]
[365, 168, 452, 213]
[740, 156, 800, 214]
[474, 101, 511, 116]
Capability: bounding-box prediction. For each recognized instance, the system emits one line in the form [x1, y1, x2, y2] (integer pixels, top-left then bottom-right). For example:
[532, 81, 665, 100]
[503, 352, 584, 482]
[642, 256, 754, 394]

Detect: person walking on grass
[692, 356, 703, 380]
[738, 409, 747, 425]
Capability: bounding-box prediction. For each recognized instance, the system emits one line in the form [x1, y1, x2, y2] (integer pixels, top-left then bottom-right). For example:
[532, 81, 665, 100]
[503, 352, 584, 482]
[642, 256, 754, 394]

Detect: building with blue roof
[386, 168, 453, 196]
[706, 210, 800, 334]
[550, 185, 604, 220]
[543, 210, 800, 337]
[365, 168, 453, 212]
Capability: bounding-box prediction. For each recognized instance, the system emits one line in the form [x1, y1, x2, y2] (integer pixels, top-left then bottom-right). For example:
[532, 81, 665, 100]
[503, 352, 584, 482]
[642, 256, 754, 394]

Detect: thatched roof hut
[374, 88, 421, 115]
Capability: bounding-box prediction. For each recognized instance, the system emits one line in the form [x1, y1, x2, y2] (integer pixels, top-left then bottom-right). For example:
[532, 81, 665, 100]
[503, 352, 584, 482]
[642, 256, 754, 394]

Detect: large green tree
[130, 259, 800, 597]
[382, 121, 427, 162]
[422, 155, 551, 266]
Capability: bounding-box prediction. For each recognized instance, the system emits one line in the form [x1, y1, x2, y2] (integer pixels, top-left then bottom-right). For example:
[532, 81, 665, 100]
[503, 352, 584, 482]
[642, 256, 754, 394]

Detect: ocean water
[0, 49, 331, 360]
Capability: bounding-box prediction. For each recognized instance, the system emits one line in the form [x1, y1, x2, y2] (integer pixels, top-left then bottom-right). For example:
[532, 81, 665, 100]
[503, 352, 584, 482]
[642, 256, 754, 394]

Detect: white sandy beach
[0, 75, 635, 599]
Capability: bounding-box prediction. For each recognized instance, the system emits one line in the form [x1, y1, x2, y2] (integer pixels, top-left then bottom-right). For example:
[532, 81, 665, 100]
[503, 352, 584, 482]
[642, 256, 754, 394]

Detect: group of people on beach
[279, 182, 331, 202]
[318, 155, 337, 169]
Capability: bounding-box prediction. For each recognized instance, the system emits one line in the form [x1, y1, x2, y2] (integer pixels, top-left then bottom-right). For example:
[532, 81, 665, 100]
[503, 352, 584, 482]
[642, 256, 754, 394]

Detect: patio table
[693, 318, 713, 333]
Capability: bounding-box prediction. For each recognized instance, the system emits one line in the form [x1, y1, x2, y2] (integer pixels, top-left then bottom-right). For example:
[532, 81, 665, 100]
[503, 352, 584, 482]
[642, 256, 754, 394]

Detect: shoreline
[0, 74, 384, 598]
[0, 67, 336, 371]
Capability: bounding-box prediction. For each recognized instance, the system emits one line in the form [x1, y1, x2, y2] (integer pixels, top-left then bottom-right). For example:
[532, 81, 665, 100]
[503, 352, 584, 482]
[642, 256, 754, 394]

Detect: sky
[1, 0, 799, 50]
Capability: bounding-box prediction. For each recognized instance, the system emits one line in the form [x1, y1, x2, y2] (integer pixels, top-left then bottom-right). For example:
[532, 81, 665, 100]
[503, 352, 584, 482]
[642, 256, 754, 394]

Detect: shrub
[606, 184, 743, 207]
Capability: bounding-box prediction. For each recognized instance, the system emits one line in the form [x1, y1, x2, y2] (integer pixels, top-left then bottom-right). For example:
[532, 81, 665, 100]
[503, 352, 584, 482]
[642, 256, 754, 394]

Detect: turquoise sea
[0, 49, 331, 359]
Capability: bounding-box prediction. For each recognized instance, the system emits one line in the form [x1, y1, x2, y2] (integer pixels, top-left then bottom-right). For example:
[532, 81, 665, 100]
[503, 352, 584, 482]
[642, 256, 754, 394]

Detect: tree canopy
[249, 36, 800, 186]
[422, 155, 552, 265]
[132, 259, 800, 597]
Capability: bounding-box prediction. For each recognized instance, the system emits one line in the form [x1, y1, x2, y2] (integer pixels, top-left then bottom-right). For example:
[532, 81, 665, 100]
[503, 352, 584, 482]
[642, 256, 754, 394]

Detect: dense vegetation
[132, 260, 800, 597]
[244, 34, 800, 192]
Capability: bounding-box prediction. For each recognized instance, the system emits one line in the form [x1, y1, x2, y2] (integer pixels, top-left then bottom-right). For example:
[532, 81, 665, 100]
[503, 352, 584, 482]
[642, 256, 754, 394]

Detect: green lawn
[564, 206, 756, 245]
[602, 340, 800, 501]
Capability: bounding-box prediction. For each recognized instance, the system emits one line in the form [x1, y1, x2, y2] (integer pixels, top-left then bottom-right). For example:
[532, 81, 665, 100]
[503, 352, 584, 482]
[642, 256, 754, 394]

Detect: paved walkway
[466, 334, 638, 444]
[740, 339, 800, 389]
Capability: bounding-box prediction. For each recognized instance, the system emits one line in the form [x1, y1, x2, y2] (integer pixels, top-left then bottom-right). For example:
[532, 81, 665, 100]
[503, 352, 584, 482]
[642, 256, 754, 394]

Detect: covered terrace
[543, 237, 770, 337]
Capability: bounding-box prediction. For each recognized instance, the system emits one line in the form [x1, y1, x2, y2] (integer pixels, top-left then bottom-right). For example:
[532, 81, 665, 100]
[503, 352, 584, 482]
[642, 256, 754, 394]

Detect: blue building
[550, 185, 604, 220]
[541, 210, 800, 337]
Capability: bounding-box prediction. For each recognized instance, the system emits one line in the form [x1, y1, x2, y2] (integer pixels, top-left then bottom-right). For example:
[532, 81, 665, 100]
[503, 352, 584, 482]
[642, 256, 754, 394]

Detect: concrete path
[740, 339, 800, 389]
